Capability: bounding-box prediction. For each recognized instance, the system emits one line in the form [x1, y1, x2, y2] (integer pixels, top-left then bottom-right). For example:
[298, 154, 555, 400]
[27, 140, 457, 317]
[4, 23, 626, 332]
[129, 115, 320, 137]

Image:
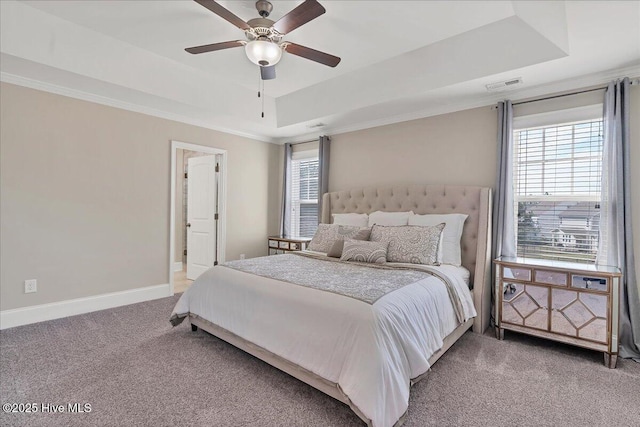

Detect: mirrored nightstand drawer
[503, 266, 531, 281]
[534, 269, 568, 287]
[571, 275, 608, 292]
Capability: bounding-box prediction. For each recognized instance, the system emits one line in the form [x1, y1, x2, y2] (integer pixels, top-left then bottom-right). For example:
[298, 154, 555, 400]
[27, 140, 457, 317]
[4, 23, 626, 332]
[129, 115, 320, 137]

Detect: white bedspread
[171, 257, 476, 427]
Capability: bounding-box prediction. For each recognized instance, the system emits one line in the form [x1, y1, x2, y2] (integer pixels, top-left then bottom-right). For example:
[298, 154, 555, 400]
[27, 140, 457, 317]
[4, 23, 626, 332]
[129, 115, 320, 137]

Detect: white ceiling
[1, 1, 639, 143]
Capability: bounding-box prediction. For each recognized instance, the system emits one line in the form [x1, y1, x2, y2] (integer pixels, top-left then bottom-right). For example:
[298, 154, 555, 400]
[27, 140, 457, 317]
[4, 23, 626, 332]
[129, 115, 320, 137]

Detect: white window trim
[291, 148, 318, 161]
[514, 104, 602, 130]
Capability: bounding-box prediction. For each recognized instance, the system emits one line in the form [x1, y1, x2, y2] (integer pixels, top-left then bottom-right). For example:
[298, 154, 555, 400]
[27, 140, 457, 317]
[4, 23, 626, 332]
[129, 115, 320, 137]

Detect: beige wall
[329, 105, 498, 191]
[0, 82, 281, 311]
[1, 81, 638, 313]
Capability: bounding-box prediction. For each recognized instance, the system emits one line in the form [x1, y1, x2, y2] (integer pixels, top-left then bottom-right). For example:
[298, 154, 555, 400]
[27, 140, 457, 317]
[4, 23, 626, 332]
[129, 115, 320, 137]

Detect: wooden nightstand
[494, 257, 622, 368]
[268, 236, 311, 255]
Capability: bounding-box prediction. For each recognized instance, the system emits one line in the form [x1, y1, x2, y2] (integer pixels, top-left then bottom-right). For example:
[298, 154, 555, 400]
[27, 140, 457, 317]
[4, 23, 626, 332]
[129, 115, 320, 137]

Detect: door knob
[186, 223, 191, 228]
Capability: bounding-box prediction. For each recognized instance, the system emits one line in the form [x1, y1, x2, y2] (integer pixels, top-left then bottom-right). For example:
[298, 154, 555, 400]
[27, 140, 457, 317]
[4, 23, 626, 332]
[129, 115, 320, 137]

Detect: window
[290, 151, 319, 238]
[514, 117, 603, 263]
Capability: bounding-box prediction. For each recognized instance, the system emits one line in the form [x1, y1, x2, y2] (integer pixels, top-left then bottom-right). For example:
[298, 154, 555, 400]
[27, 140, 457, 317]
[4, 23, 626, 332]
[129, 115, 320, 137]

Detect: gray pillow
[370, 224, 445, 265]
[327, 228, 372, 258]
[308, 224, 367, 253]
[340, 240, 388, 264]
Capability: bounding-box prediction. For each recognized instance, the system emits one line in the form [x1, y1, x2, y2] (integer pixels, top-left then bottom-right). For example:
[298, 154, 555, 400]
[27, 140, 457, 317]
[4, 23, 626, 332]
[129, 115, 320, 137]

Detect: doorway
[170, 141, 227, 295]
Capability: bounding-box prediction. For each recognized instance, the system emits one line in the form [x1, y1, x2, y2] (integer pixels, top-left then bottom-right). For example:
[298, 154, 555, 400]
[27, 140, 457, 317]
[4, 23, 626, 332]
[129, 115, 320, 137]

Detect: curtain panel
[491, 101, 516, 326]
[493, 101, 516, 260]
[598, 78, 640, 360]
[279, 143, 293, 237]
[318, 136, 331, 221]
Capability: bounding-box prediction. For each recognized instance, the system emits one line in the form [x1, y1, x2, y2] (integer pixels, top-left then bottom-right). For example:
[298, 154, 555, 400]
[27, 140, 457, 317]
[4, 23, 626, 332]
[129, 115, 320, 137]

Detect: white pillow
[368, 211, 413, 227]
[332, 213, 369, 227]
[408, 213, 468, 266]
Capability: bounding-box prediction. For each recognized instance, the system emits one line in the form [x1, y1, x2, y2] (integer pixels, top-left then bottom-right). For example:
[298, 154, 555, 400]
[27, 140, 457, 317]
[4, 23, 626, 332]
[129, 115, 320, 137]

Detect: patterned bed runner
[224, 253, 464, 321]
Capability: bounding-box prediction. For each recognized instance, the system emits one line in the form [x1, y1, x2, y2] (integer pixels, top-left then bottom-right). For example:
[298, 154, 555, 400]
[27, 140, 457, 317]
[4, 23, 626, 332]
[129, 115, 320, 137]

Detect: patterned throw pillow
[327, 228, 372, 258]
[408, 213, 468, 266]
[370, 224, 445, 265]
[308, 224, 367, 253]
[340, 240, 388, 264]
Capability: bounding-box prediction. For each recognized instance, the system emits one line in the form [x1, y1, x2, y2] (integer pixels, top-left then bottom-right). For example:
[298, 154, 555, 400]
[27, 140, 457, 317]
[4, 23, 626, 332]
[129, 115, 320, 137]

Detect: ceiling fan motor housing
[255, 0, 273, 18]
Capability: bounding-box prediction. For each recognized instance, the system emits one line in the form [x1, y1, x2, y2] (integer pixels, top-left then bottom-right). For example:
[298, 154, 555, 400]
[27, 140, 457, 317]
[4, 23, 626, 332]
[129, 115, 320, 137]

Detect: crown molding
[3, 63, 638, 146]
[0, 72, 278, 144]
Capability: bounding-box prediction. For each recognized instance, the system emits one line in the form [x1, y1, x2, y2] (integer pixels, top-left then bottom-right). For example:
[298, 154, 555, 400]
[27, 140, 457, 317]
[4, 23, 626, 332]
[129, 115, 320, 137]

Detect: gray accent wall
[0, 82, 281, 311]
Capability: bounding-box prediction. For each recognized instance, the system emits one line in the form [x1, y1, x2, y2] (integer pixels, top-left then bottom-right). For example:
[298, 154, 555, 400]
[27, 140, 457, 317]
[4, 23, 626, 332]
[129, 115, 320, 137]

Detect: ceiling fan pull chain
[261, 78, 265, 118]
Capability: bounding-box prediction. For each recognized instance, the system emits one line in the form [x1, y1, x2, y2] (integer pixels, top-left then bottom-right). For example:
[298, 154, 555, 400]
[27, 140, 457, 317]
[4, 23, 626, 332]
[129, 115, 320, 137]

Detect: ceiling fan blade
[272, 0, 325, 35]
[185, 40, 245, 54]
[194, 0, 250, 31]
[283, 42, 341, 67]
[260, 65, 276, 80]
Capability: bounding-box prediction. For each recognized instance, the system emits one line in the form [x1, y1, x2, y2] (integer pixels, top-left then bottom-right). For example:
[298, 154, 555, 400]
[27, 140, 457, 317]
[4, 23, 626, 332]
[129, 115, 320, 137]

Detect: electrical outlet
[239, 254, 246, 260]
[24, 279, 37, 294]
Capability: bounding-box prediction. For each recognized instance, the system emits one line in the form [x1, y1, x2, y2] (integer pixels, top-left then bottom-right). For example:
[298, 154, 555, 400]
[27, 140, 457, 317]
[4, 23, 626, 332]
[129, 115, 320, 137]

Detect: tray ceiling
[1, 1, 639, 142]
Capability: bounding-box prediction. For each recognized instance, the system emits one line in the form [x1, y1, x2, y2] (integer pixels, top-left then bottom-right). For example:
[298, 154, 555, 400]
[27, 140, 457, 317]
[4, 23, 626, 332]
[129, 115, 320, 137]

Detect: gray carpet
[1, 295, 639, 427]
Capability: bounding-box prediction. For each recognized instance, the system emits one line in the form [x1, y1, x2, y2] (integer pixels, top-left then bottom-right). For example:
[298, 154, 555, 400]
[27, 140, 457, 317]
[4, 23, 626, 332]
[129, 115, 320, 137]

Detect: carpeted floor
[1, 295, 639, 427]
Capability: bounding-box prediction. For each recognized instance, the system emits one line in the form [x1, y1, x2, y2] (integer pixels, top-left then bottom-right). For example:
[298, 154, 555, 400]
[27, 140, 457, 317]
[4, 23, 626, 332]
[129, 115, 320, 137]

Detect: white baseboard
[0, 283, 171, 330]
[173, 262, 184, 272]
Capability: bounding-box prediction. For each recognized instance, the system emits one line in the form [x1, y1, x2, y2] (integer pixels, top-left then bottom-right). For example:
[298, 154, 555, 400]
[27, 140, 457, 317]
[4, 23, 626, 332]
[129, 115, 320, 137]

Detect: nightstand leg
[495, 327, 504, 340]
[604, 353, 617, 369]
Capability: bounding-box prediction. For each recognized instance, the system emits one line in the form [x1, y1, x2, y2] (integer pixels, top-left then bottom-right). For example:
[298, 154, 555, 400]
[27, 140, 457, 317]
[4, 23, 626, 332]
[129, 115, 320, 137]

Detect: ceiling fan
[186, 0, 341, 80]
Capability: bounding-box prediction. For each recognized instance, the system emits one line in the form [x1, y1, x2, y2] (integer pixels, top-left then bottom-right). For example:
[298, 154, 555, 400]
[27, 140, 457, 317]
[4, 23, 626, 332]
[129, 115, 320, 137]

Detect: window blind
[514, 119, 603, 263]
[291, 155, 319, 238]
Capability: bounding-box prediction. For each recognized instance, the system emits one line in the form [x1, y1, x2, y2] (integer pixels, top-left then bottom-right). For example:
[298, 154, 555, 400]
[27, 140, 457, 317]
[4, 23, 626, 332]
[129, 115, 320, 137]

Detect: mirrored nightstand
[494, 256, 622, 368]
[267, 236, 311, 255]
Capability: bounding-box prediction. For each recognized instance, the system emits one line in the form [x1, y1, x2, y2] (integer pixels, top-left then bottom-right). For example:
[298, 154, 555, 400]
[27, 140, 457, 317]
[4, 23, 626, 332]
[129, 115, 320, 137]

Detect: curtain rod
[497, 78, 639, 108]
[512, 86, 606, 106]
[288, 139, 318, 146]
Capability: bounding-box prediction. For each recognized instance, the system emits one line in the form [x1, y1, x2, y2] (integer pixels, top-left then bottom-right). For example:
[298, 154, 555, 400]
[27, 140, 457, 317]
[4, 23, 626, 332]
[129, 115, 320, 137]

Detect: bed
[171, 184, 492, 427]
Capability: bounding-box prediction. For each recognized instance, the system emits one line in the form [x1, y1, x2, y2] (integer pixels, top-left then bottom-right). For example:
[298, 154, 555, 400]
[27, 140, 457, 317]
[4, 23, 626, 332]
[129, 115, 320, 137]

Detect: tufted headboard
[321, 184, 492, 333]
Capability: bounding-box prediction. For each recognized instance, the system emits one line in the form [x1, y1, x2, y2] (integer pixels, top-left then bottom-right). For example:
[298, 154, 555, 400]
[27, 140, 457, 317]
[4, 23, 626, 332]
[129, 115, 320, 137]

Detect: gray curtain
[493, 101, 516, 260]
[598, 78, 640, 360]
[317, 135, 330, 222]
[279, 143, 292, 237]
[491, 101, 516, 325]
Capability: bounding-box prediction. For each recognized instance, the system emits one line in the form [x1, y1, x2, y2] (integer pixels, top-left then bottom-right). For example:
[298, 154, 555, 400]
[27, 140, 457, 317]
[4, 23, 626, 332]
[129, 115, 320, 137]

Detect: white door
[186, 155, 217, 280]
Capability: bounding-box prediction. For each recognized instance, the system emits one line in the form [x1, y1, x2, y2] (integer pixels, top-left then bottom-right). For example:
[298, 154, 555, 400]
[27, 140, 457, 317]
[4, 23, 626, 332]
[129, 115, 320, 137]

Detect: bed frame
[191, 183, 492, 426]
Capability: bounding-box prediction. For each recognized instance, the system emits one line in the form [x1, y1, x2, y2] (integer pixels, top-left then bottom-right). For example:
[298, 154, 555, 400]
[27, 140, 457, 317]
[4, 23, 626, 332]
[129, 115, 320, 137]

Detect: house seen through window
[291, 151, 319, 238]
[514, 116, 603, 263]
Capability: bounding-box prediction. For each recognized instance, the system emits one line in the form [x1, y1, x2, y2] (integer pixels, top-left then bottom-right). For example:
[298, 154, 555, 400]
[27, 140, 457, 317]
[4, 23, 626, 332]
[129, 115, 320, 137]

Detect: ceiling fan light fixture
[245, 40, 282, 66]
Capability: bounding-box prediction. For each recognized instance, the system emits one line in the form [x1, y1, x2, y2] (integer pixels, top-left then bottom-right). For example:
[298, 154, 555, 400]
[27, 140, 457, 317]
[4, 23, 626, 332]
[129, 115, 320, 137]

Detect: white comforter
[171, 257, 476, 427]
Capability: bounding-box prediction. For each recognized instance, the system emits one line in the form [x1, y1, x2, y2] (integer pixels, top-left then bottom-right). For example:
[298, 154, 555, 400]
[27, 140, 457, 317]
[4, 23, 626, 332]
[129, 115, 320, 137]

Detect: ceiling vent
[486, 77, 523, 92]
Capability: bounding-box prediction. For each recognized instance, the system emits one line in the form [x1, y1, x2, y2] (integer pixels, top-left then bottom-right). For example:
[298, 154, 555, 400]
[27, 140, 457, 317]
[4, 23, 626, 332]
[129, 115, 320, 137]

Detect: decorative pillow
[308, 224, 367, 253]
[340, 240, 388, 264]
[408, 213, 468, 266]
[327, 228, 371, 258]
[332, 213, 369, 227]
[368, 211, 413, 227]
[370, 224, 445, 265]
